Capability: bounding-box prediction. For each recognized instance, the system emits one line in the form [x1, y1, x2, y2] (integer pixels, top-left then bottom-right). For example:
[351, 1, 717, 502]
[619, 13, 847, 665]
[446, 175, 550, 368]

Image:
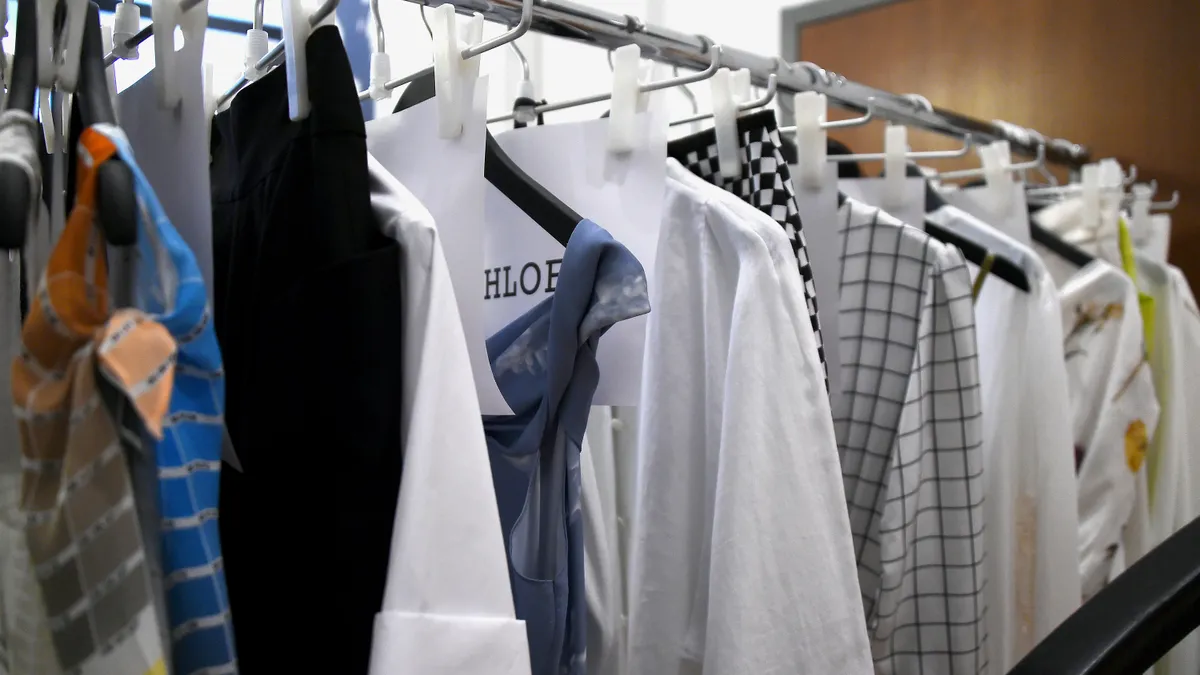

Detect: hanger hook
[901, 93, 934, 114]
[738, 72, 776, 111]
[1151, 190, 1180, 211]
[254, 0, 265, 31]
[1123, 164, 1138, 186]
[370, 0, 385, 53]
[794, 61, 831, 87]
[460, 0, 534, 59]
[510, 40, 531, 82]
[419, 0, 433, 39]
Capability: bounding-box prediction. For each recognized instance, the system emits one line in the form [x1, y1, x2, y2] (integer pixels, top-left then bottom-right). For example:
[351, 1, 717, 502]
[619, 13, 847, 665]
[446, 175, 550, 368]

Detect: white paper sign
[839, 177, 928, 231]
[366, 77, 513, 415]
[117, 25, 213, 295]
[790, 163, 844, 398]
[946, 182, 1032, 246]
[486, 112, 666, 405]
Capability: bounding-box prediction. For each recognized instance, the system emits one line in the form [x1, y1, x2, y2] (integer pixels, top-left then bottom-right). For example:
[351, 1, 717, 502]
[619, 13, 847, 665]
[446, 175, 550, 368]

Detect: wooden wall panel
[799, 0, 1200, 286]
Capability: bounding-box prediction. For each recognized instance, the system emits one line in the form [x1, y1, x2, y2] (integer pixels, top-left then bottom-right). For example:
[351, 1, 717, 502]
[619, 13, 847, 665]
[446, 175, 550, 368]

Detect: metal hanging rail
[397, 0, 1090, 167]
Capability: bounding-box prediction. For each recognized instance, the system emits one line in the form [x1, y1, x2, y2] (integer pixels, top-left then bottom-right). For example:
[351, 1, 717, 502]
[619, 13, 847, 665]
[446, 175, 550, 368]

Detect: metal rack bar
[398, 0, 1090, 166]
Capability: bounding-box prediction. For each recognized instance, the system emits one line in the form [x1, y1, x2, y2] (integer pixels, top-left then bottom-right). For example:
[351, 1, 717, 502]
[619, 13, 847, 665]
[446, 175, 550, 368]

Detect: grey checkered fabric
[668, 110, 826, 388]
[836, 198, 988, 675]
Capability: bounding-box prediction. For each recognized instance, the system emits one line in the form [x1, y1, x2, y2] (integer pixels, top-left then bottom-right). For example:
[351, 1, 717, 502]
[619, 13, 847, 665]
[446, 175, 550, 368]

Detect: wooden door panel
[800, 0, 1200, 285]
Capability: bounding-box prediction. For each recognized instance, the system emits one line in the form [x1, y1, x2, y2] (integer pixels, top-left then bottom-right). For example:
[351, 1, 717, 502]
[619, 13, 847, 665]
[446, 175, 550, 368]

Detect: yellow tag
[1126, 419, 1149, 473]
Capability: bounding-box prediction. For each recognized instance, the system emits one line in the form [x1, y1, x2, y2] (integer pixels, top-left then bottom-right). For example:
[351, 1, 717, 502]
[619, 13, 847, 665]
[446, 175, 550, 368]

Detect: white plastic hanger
[245, 0, 269, 80]
[711, 68, 741, 179]
[981, 141, 1014, 216]
[882, 124, 907, 209]
[101, 21, 119, 118]
[55, 0, 88, 92]
[112, 0, 141, 60]
[430, 3, 483, 138]
[151, 0, 189, 107]
[366, 0, 389, 100]
[280, 0, 312, 120]
[792, 91, 827, 189]
[608, 44, 645, 153]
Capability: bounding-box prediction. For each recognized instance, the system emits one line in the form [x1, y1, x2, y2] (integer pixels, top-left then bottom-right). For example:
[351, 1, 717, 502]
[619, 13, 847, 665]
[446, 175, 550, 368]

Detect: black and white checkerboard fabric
[836, 198, 989, 675]
[668, 110, 827, 389]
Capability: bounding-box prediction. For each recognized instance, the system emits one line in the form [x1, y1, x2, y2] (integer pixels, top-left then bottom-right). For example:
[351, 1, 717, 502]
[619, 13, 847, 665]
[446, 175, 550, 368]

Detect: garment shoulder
[366, 152, 438, 246]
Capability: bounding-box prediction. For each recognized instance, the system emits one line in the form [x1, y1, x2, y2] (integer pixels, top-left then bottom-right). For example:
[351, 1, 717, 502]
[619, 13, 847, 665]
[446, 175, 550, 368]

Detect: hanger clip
[607, 44, 644, 154]
[244, 26, 269, 80]
[1080, 163, 1100, 230]
[981, 140, 1013, 215]
[151, 0, 185, 108]
[281, 0, 312, 121]
[711, 68, 740, 179]
[793, 91, 827, 189]
[882, 124, 907, 208]
[1098, 158, 1123, 233]
[101, 21, 120, 119]
[430, 4, 475, 138]
[112, 0, 141, 59]
[1131, 183, 1152, 237]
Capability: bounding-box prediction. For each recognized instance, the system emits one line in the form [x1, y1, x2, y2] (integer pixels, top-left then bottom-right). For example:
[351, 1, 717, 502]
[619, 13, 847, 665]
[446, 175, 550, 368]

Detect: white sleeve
[628, 188, 872, 675]
[367, 168, 529, 675]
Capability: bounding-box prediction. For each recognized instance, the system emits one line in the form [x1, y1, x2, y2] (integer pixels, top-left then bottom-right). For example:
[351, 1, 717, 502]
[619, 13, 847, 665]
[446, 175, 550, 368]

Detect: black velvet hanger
[395, 71, 578, 247]
[75, 1, 137, 247]
[918, 163, 1032, 292]
[0, 0, 38, 249]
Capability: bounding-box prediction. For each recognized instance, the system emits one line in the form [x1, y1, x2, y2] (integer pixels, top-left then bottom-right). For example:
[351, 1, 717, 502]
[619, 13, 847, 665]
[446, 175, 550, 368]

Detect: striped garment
[96, 124, 237, 675]
[12, 129, 173, 675]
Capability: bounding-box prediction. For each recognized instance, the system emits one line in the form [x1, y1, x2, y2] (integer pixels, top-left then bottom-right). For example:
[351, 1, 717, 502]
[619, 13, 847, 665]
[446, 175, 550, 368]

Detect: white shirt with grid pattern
[835, 198, 988, 675]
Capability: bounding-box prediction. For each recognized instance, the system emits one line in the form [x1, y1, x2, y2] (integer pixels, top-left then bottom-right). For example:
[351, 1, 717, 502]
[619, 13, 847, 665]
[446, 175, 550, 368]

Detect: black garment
[211, 26, 404, 674]
[668, 110, 827, 390]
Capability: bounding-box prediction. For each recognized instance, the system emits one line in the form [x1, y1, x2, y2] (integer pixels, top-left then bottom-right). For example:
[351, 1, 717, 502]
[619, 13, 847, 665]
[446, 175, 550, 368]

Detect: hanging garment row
[0, 1, 1195, 675]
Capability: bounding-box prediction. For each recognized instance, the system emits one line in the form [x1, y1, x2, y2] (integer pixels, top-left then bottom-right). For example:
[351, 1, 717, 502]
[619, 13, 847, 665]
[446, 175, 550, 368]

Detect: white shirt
[626, 160, 872, 675]
[582, 407, 625, 675]
[837, 199, 988, 675]
[1135, 258, 1200, 675]
[365, 155, 530, 675]
[1056, 262, 1158, 600]
[929, 205, 1081, 672]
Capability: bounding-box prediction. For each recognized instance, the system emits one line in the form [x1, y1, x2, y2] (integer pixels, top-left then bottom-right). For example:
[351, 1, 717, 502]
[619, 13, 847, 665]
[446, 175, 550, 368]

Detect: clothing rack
[97, 0, 1091, 166]
[397, 0, 1091, 167]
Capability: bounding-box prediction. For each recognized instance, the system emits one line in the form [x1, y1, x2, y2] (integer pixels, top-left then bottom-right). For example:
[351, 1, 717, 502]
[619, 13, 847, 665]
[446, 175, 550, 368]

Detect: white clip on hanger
[1098, 158, 1124, 236]
[245, 0, 269, 80]
[459, 13, 484, 83]
[730, 68, 751, 102]
[112, 0, 141, 59]
[882, 124, 907, 208]
[430, 3, 464, 137]
[366, 0, 389, 100]
[151, 0, 184, 107]
[55, 0, 89, 92]
[428, 5, 483, 137]
[711, 68, 740, 179]
[793, 91, 827, 189]
[982, 140, 1013, 215]
[101, 21, 119, 118]
[281, 0, 313, 120]
[1130, 182, 1152, 239]
[608, 44, 644, 154]
[1080, 163, 1101, 231]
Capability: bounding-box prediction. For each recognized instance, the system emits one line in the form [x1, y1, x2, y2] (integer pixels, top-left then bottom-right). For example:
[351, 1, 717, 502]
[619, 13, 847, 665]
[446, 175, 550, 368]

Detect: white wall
[371, 0, 802, 124]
